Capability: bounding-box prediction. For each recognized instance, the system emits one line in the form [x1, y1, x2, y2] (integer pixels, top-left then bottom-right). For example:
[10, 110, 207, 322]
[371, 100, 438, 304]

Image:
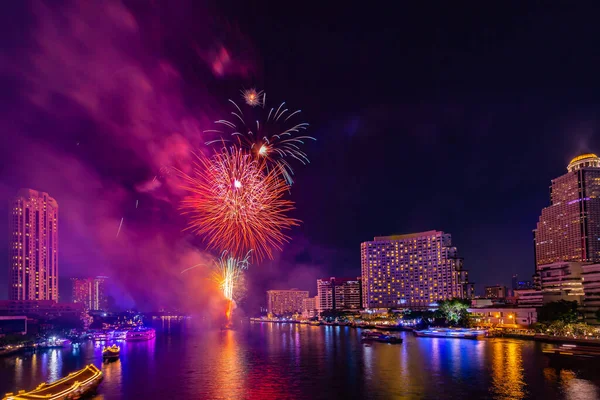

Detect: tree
[437, 298, 471, 326]
[538, 300, 579, 324]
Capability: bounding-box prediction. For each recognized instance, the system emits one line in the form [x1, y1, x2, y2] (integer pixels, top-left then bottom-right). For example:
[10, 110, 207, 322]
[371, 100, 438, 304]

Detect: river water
[1, 319, 599, 399]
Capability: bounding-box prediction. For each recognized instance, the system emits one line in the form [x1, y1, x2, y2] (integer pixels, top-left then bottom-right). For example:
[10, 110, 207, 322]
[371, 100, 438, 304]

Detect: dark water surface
[1, 320, 600, 399]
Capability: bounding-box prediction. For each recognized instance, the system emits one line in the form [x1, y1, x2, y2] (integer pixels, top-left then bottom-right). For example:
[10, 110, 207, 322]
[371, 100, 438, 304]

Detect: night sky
[1, 1, 600, 312]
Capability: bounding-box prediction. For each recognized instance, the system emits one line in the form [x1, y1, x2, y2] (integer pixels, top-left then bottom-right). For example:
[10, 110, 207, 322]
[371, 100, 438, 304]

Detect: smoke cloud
[0, 0, 256, 316]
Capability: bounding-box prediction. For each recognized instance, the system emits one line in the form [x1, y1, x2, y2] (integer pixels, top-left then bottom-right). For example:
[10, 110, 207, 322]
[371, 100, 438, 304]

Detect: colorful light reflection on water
[1, 322, 600, 399]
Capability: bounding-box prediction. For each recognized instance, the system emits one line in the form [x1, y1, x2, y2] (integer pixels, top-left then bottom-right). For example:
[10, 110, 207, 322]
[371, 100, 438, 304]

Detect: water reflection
[490, 340, 526, 399]
[1, 323, 600, 399]
[48, 350, 61, 382]
[214, 330, 247, 399]
[543, 368, 600, 400]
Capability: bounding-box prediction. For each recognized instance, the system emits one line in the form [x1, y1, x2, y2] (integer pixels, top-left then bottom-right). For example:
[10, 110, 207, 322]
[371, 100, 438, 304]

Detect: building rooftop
[372, 230, 441, 241]
[567, 153, 600, 172]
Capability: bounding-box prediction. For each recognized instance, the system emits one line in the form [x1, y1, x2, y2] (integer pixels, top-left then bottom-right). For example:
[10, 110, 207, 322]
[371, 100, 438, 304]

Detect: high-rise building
[9, 189, 58, 301]
[534, 154, 600, 266]
[316, 278, 334, 311]
[485, 285, 507, 299]
[302, 296, 318, 318]
[317, 277, 362, 312]
[72, 277, 108, 311]
[361, 230, 472, 309]
[266, 289, 308, 316]
[528, 153, 600, 307]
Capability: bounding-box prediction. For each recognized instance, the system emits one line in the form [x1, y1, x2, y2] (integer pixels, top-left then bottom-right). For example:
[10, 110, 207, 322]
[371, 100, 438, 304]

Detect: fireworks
[205, 90, 315, 185]
[211, 251, 251, 303]
[178, 146, 300, 261]
[116, 217, 124, 238]
[180, 252, 249, 323]
[241, 88, 264, 107]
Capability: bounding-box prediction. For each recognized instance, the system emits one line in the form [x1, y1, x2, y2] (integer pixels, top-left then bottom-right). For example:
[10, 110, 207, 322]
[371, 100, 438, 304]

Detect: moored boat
[361, 330, 403, 344]
[125, 327, 156, 341]
[102, 344, 120, 360]
[92, 331, 109, 342]
[3, 364, 102, 400]
[414, 328, 487, 339]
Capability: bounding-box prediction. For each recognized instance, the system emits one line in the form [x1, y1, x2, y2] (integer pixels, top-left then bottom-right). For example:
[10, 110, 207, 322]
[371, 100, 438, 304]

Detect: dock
[3, 364, 102, 400]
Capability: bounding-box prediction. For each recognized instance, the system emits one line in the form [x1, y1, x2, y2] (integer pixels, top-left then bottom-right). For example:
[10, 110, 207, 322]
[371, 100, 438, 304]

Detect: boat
[414, 328, 487, 339]
[309, 321, 321, 326]
[102, 344, 120, 360]
[125, 327, 156, 341]
[91, 331, 109, 342]
[3, 364, 102, 400]
[361, 330, 403, 344]
[543, 344, 600, 360]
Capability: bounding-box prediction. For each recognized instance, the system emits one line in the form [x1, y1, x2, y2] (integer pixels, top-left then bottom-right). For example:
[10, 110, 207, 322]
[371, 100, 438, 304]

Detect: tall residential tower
[72, 277, 108, 311]
[361, 230, 473, 309]
[9, 189, 59, 301]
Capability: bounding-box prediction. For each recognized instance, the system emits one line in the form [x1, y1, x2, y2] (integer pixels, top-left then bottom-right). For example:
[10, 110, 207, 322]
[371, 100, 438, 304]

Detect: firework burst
[178, 146, 300, 261]
[205, 90, 315, 185]
[241, 88, 264, 107]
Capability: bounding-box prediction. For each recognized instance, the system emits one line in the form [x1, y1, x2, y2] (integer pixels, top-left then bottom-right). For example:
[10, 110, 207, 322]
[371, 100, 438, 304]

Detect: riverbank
[250, 318, 600, 346]
[249, 318, 414, 331]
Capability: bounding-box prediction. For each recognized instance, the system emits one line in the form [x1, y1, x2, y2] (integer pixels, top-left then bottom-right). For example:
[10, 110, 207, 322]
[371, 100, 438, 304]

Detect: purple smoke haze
[0, 0, 264, 314]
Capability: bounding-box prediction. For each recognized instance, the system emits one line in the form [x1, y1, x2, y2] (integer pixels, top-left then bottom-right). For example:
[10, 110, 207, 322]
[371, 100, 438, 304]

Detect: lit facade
[9, 189, 58, 301]
[266, 289, 308, 315]
[514, 289, 543, 308]
[361, 230, 472, 309]
[538, 262, 585, 302]
[302, 296, 318, 318]
[72, 276, 108, 311]
[317, 277, 362, 312]
[469, 307, 537, 327]
[485, 285, 507, 299]
[316, 279, 333, 312]
[581, 263, 600, 322]
[534, 153, 600, 266]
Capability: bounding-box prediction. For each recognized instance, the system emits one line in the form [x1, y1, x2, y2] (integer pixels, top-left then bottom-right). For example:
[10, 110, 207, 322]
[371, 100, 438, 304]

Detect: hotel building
[317, 277, 362, 312]
[72, 276, 109, 311]
[266, 289, 309, 316]
[9, 189, 59, 301]
[534, 153, 600, 266]
[361, 230, 473, 309]
[529, 154, 600, 309]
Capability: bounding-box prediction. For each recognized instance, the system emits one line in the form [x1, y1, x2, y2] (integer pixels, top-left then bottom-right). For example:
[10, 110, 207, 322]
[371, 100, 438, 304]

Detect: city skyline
[3, 3, 600, 400]
[5, 152, 600, 308]
[1, 2, 600, 312]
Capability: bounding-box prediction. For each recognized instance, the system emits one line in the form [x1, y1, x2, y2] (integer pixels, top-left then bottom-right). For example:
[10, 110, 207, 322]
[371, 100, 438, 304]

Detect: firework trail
[178, 146, 299, 262]
[211, 251, 251, 304]
[135, 200, 139, 209]
[116, 217, 124, 238]
[205, 90, 315, 185]
[181, 252, 250, 322]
